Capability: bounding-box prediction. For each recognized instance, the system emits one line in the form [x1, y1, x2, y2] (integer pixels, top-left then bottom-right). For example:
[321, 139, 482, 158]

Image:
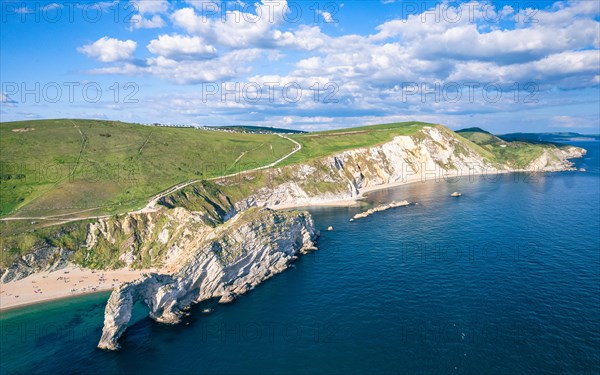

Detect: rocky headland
[97, 208, 317, 350]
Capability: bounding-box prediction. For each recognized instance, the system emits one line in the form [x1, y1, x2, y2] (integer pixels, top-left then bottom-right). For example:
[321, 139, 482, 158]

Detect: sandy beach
[0, 266, 158, 311]
[272, 168, 517, 210]
[273, 197, 361, 210]
[271, 173, 459, 210]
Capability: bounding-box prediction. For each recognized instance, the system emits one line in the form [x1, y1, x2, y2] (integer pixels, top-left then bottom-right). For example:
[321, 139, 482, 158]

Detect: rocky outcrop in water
[98, 208, 318, 350]
[350, 201, 411, 221]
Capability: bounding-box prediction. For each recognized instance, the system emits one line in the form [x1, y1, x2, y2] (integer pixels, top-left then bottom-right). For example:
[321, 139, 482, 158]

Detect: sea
[1, 140, 598, 375]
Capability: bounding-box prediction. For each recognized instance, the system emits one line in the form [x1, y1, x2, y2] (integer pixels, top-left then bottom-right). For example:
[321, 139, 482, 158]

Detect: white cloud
[318, 10, 335, 23]
[549, 115, 597, 129]
[170, 7, 211, 34]
[446, 50, 600, 87]
[371, 1, 599, 64]
[147, 34, 217, 59]
[128, 0, 169, 30]
[42, 3, 63, 11]
[91, 49, 262, 84]
[170, 1, 326, 50]
[131, 0, 169, 14]
[78, 37, 137, 62]
[130, 14, 166, 29]
[14, 7, 32, 14]
[80, 0, 599, 130]
[1, 92, 18, 105]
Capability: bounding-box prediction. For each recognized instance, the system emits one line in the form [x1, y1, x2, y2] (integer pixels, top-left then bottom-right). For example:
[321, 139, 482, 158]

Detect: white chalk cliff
[97, 208, 317, 350]
[229, 126, 585, 209]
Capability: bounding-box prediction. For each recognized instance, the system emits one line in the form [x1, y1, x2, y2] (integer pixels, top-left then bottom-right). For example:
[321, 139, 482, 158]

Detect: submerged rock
[98, 208, 318, 350]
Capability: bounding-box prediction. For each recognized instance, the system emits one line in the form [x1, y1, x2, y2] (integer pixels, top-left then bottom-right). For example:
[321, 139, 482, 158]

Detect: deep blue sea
[1, 141, 599, 375]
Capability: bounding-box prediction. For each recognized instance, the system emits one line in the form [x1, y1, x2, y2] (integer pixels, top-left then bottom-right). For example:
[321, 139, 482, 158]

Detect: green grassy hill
[283, 122, 430, 165]
[0, 120, 437, 220]
[457, 127, 505, 145]
[0, 119, 294, 218]
[457, 127, 556, 168]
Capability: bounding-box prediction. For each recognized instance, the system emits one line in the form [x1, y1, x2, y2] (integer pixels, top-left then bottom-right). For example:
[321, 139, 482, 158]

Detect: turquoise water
[1, 141, 599, 375]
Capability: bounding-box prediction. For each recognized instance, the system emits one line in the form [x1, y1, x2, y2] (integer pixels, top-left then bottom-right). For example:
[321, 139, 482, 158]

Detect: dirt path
[138, 134, 301, 212]
[1, 135, 302, 222]
[70, 120, 88, 178]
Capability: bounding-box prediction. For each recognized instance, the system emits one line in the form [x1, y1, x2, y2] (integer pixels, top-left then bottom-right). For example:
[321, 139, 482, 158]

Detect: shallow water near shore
[1, 141, 599, 375]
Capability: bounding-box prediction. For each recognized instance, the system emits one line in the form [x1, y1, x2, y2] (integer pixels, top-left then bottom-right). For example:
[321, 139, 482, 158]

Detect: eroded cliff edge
[97, 207, 317, 350]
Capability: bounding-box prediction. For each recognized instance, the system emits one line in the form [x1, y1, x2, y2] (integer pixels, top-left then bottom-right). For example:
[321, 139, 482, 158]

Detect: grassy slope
[0, 120, 432, 219]
[282, 122, 430, 165]
[0, 119, 294, 218]
[457, 128, 561, 168]
[155, 122, 434, 207]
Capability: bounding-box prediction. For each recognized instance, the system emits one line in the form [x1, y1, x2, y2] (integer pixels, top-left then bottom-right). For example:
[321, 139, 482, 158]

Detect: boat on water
[451, 192, 462, 197]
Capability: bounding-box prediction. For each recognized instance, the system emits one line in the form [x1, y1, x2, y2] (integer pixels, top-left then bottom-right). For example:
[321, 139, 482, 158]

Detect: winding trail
[139, 134, 301, 212]
[70, 120, 88, 178]
[1, 135, 302, 223]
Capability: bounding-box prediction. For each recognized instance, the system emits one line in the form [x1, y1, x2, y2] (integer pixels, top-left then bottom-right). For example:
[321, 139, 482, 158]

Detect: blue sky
[1, 0, 599, 133]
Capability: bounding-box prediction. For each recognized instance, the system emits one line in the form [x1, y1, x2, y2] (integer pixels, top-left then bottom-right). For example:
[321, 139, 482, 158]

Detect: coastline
[0, 168, 578, 311]
[0, 266, 158, 312]
[271, 168, 515, 210]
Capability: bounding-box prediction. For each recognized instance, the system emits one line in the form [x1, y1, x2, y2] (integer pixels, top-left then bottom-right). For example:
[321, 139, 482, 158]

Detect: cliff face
[526, 145, 585, 172]
[1, 207, 225, 283]
[83, 207, 216, 270]
[0, 245, 73, 283]
[98, 208, 317, 350]
[229, 126, 586, 209]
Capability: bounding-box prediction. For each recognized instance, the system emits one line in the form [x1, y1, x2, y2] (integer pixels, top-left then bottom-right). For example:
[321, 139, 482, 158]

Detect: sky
[1, 0, 599, 133]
